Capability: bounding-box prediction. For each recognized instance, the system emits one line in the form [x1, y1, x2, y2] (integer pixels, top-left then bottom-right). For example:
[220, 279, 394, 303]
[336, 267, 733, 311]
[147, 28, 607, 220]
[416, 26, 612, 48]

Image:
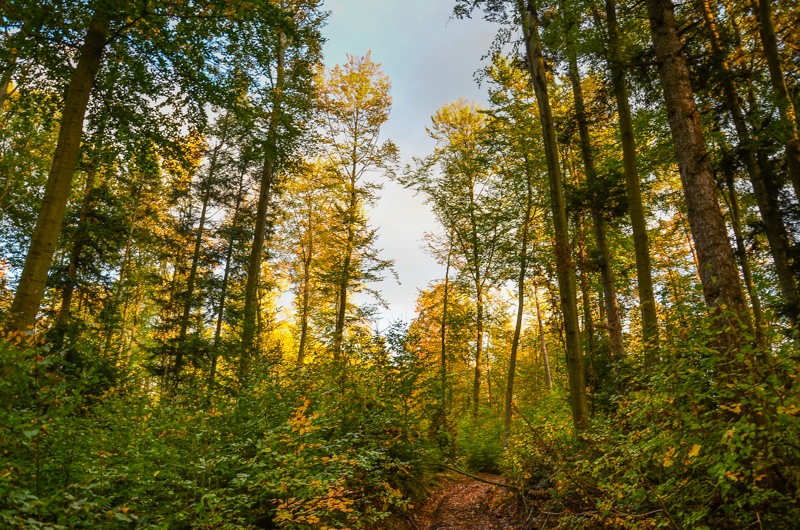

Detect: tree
[315, 52, 398, 361]
[644, 0, 751, 350]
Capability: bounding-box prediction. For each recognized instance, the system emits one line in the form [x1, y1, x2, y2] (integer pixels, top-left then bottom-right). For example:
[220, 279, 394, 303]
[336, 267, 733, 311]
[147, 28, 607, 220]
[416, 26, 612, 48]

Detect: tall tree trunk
[210, 180, 244, 388]
[441, 250, 451, 415]
[577, 222, 598, 372]
[296, 239, 313, 365]
[55, 161, 98, 324]
[7, 15, 108, 334]
[534, 284, 553, 390]
[698, 0, 799, 329]
[568, 52, 625, 360]
[518, 0, 589, 430]
[645, 0, 751, 348]
[604, 0, 659, 360]
[242, 32, 286, 372]
[174, 131, 228, 380]
[173, 184, 211, 381]
[472, 283, 484, 421]
[753, 0, 800, 198]
[722, 170, 768, 346]
[504, 173, 533, 449]
[333, 183, 357, 361]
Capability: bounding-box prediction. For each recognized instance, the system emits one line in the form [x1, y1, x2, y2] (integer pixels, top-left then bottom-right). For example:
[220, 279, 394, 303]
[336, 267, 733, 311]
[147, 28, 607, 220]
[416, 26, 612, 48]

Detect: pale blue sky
[321, 0, 497, 325]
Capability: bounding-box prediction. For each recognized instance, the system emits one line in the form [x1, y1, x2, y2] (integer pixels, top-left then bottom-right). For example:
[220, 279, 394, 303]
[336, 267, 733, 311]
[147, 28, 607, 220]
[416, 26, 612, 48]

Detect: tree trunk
[7, 15, 108, 334]
[296, 239, 313, 365]
[604, 0, 659, 360]
[242, 32, 286, 371]
[333, 184, 357, 361]
[504, 173, 532, 449]
[55, 161, 98, 324]
[173, 184, 211, 380]
[518, 0, 589, 430]
[645, 0, 751, 347]
[534, 283, 552, 390]
[441, 251, 451, 415]
[753, 0, 800, 199]
[472, 283, 484, 421]
[568, 52, 625, 360]
[698, 0, 799, 329]
[722, 170, 768, 346]
[210, 179, 244, 388]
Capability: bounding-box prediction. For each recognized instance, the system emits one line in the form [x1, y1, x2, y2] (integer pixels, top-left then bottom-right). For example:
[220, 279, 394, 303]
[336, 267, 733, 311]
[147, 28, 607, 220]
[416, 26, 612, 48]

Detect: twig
[405, 513, 421, 530]
[436, 463, 520, 490]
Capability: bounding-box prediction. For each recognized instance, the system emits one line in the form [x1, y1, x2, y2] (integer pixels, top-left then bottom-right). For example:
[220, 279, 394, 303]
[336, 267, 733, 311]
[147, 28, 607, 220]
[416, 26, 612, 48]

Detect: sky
[320, 0, 497, 327]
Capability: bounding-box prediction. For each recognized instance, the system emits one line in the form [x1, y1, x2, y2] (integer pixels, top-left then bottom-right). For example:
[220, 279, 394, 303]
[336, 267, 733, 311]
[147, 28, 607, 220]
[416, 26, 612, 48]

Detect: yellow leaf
[689, 444, 701, 458]
[281, 482, 287, 493]
[153, 471, 160, 477]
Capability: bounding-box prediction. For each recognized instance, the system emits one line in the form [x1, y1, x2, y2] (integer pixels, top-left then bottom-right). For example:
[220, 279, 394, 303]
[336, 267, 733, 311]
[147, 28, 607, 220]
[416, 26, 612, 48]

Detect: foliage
[0, 331, 438, 529]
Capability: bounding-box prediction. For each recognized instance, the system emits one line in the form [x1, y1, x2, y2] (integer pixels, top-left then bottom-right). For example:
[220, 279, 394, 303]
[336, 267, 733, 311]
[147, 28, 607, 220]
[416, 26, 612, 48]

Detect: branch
[436, 463, 520, 490]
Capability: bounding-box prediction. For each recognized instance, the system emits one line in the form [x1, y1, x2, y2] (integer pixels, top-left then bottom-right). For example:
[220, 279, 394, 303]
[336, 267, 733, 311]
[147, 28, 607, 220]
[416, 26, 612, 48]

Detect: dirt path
[411, 473, 521, 530]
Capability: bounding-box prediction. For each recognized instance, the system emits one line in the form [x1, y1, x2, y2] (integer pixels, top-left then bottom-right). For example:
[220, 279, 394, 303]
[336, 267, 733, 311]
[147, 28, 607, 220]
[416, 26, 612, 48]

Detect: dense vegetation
[1, 0, 799, 528]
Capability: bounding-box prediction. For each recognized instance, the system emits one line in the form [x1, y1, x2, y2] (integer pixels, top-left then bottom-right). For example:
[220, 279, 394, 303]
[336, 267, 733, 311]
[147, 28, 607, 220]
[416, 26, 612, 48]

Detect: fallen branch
[436, 463, 520, 490]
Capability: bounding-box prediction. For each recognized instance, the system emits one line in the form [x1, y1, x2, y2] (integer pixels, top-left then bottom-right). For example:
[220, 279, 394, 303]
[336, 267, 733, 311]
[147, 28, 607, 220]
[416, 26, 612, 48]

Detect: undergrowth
[504, 316, 800, 529]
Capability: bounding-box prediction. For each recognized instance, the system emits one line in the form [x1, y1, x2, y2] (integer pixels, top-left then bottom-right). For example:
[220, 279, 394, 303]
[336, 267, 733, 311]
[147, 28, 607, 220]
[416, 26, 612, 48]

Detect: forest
[0, 0, 799, 528]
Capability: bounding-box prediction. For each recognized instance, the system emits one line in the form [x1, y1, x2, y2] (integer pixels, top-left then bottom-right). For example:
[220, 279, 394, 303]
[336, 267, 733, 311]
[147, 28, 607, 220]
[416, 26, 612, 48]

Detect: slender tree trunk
[722, 171, 768, 346]
[472, 283, 484, 421]
[645, 0, 751, 348]
[518, 0, 589, 430]
[504, 174, 532, 449]
[568, 53, 625, 360]
[604, 0, 659, 360]
[441, 251, 451, 415]
[296, 240, 313, 365]
[534, 283, 553, 390]
[174, 131, 228, 380]
[753, 0, 800, 198]
[576, 217, 596, 359]
[55, 162, 97, 324]
[698, 0, 799, 329]
[210, 180, 243, 388]
[173, 185, 211, 380]
[333, 184, 357, 361]
[242, 33, 286, 372]
[7, 15, 108, 334]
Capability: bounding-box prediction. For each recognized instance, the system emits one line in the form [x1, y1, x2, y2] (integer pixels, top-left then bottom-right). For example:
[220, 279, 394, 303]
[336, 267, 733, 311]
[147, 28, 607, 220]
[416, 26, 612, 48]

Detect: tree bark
[7, 15, 108, 334]
[242, 32, 285, 371]
[604, 0, 659, 360]
[518, 0, 589, 430]
[753, 0, 800, 199]
[645, 0, 751, 346]
[698, 0, 799, 329]
[568, 52, 625, 360]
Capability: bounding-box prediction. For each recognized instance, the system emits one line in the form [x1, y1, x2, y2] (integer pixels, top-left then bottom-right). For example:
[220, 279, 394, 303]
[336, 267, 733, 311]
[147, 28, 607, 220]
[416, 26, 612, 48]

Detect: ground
[406, 472, 530, 530]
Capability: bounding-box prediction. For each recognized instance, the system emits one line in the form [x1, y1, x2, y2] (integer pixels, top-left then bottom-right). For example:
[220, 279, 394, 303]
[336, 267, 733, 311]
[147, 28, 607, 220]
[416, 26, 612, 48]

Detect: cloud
[321, 0, 498, 320]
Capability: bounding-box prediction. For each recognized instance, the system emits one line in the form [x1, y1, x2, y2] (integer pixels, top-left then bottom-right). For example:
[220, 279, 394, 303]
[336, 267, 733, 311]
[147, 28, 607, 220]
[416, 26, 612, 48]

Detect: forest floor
[405, 472, 529, 530]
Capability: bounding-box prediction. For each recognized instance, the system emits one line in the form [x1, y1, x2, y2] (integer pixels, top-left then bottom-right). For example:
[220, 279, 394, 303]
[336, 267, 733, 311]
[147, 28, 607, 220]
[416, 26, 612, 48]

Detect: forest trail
[410, 473, 522, 530]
